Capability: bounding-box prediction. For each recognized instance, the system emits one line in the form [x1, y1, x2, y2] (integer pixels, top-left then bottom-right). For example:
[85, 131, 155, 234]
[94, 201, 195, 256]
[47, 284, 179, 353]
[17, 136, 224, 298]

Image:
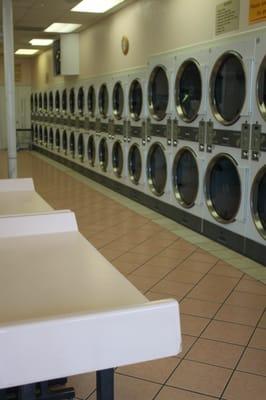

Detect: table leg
[19, 384, 35, 400]
[96, 369, 114, 400]
[0, 389, 6, 400]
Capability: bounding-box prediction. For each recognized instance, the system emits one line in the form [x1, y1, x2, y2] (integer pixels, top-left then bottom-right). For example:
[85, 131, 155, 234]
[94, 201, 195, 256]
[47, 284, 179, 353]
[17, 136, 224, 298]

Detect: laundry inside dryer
[55, 129, 60, 150]
[78, 134, 84, 161]
[70, 132, 75, 157]
[99, 138, 108, 171]
[69, 88, 75, 114]
[113, 82, 124, 119]
[99, 84, 109, 118]
[128, 144, 142, 184]
[87, 86, 96, 117]
[49, 91, 53, 111]
[62, 89, 67, 112]
[55, 90, 60, 111]
[147, 143, 167, 196]
[49, 128, 54, 148]
[129, 80, 143, 120]
[87, 136, 96, 166]
[78, 87, 84, 114]
[148, 66, 169, 121]
[43, 92, 48, 111]
[62, 131, 68, 153]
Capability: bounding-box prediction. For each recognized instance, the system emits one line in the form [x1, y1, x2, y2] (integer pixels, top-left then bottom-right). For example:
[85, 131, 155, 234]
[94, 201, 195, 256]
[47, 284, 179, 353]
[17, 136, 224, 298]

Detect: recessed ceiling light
[44, 23, 82, 33]
[71, 0, 125, 13]
[29, 39, 54, 46]
[15, 49, 39, 55]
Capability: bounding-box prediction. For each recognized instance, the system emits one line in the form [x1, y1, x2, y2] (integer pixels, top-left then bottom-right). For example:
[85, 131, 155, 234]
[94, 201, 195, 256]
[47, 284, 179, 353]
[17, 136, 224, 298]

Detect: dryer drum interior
[78, 87, 84, 114]
[39, 126, 43, 142]
[147, 143, 167, 196]
[49, 128, 54, 147]
[87, 86, 96, 117]
[112, 141, 123, 177]
[205, 154, 241, 223]
[55, 129, 60, 150]
[39, 93, 43, 110]
[70, 88, 75, 114]
[87, 135, 96, 166]
[34, 94, 38, 111]
[55, 90, 60, 111]
[129, 79, 143, 121]
[62, 89, 67, 112]
[44, 127, 48, 144]
[148, 66, 169, 121]
[99, 84, 109, 118]
[62, 131, 68, 153]
[49, 91, 54, 111]
[31, 95, 33, 112]
[43, 93, 48, 110]
[99, 138, 108, 171]
[70, 132, 75, 156]
[210, 51, 246, 125]
[175, 59, 202, 122]
[128, 144, 142, 184]
[251, 166, 266, 239]
[113, 82, 124, 119]
[34, 126, 38, 142]
[78, 134, 84, 161]
[173, 148, 199, 208]
[257, 55, 266, 120]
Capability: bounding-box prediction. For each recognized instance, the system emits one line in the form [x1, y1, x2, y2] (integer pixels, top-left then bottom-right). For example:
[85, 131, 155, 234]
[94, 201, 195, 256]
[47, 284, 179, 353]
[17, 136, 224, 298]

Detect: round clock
[121, 36, 129, 55]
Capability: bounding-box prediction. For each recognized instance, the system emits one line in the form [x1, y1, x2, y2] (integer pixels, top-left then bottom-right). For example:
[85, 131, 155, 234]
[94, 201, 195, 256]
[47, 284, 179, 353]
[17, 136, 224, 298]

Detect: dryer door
[148, 66, 169, 121]
[78, 134, 84, 161]
[251, 166, 266, 239]
[55, 90, 60, 111]
[55, 129, 60, 150]
[99, 138, 108, 172]
[257, 55, 266, 121]
[147, 143, 167, 196]
[62, 131, 68, 153]
[129, 80, 143, 121]
[112, 141, 123, 177]
[78, 87, 84, 115]
[99, 84, 109, 119]
[70, 132, 75, 157]
[113, 82, 124, 120]
[87, 86, 96, 117]
[128, 144, 142, 184]
[49, 128, 54, 148]
[87, 135, 96, 166]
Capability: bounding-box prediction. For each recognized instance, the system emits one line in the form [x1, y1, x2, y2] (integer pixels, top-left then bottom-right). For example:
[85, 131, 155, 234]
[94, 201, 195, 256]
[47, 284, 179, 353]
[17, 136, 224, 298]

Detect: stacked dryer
[85, 82, 98, 170]
[171, 45, 209, 232]
[126, 68, 147, 198]
[202, 34, 256, 254]
[145, 53, 174, 209]
[76, 86, 86, 163]
[245, 31, 266, 265]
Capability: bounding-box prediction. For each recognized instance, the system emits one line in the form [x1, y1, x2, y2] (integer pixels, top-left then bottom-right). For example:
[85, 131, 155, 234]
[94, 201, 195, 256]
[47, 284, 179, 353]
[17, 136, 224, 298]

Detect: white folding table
[0, 178, 52, 216]
[0, 211, 181, 400]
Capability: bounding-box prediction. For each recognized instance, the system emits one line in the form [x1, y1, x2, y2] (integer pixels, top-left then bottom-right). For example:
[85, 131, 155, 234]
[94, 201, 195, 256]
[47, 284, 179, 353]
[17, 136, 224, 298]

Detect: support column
[3, 0, 17, 178]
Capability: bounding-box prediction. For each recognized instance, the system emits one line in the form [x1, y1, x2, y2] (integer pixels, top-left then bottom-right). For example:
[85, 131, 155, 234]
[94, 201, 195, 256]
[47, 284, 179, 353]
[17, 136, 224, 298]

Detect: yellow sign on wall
[249, 0, 266, 24]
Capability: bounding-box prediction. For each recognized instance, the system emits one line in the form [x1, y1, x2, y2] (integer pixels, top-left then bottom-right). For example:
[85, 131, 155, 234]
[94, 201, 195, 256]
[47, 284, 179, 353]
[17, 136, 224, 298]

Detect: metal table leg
[0, 389, 7, 400]
[96, 369, 114, 400]
[19, 384, 35, 400]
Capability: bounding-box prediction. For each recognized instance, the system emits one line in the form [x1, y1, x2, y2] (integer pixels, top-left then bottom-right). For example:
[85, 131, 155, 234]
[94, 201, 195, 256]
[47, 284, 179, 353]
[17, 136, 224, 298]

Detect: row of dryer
[31, 29, 266, 266]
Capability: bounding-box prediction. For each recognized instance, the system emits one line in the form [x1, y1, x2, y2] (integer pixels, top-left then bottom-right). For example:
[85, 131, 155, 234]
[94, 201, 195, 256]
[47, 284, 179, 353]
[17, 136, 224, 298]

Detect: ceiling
[0, 0, 135, 54]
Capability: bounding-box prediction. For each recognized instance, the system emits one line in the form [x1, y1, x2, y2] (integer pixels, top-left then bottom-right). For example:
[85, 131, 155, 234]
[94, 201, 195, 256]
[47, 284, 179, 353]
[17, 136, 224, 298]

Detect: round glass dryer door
[99, 138, 108, 172]
[70, 132, 75, 157]
[31, 94, 33, 112]
[49, 91, 54, 111]
[112, 82, 124, 120]
[69, 88, 75, 114]
[128, 144, 142, 184]
[87, 135, 96, 166]
[34, 126, 38, 142]
[173, 148, 199, 208]
[210, 51, 246, 125]
[112, 141, 123, 177]
[78, 134, 84, 161]
[251, 166, 266, 239]
[257, 56, 266, 121]
[129, 80, 143, 121]
[34, 94, 38, 111]
[205, 154, 241, 223]
[98, 84, 109, 118]
[55, 129, 60, 150]
[148, 66, 169, 121]
[78, 87, 84, 114]
[55, 90, 60, 111]
[62, 131, 68, 153]
[87, 86, 96, 117]
[175, 59, 202, 122]
[38, 93, 43, 110]
[147, 143, 167, 196]
[39, 126, 43, 143]
[43, 92, 48, 111]
[49, 128, 54, 148]
[62, 89, 67, 112]
[44, 127, 48, 145]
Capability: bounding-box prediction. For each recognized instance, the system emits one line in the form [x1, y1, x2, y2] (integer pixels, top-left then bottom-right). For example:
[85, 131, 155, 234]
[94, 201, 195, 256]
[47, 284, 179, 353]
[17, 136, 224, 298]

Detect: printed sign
[249, 0, 266, 23]
[216, 0, 240, 35]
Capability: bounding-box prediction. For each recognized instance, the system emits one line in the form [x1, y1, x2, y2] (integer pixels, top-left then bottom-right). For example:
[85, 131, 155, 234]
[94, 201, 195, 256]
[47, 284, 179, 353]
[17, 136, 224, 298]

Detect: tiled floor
[0, 150, 265, 400]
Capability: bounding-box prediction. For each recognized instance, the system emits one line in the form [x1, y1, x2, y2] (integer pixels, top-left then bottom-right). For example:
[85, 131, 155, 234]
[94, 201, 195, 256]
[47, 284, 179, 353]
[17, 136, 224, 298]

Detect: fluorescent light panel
[44, 23, 82, 33]
[29, 39, 54, 46]
[15, 49, 39, 55]
[71, 0, 125, 13]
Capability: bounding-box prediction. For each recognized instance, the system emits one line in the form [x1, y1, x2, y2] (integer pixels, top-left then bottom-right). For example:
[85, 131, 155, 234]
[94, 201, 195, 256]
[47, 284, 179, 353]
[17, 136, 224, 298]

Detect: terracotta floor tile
[132, 261, 176, 279]
[226, 291, 266, 311]
[115, 252, 151, 266]
[237, 348, 266, 376]
[188, 275, 238, 303]
[178, 259, 219, 274]
[223, 371, 266, 400]
[127, 274, 160, 292]
[168, 239, 197, 252]
[167, 359, 231, 398]
[166, 268, 205, 284]
[180, 298, 221, 319]
[235, 279, 266, 296]
[258, 311, 266, 328]
[209, 261, 244, 278]
[186, 338, 244, 369]
[201, 320, 254, 346]
[215, 304, 263, 327]
[143, 255, 181, 269]
[248, 328, 266, 350]
[177, 335, 197, 359]
[117, 357, 180, 384]
[114, 373, 161, 400]
[180, 314, 210, 336]
[151, 280, 193, 299]
[160, 247, 193, 260]
[188, 251, 218, 264]
[67, 372, 95, 399]
[155, 386, 219, 400]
